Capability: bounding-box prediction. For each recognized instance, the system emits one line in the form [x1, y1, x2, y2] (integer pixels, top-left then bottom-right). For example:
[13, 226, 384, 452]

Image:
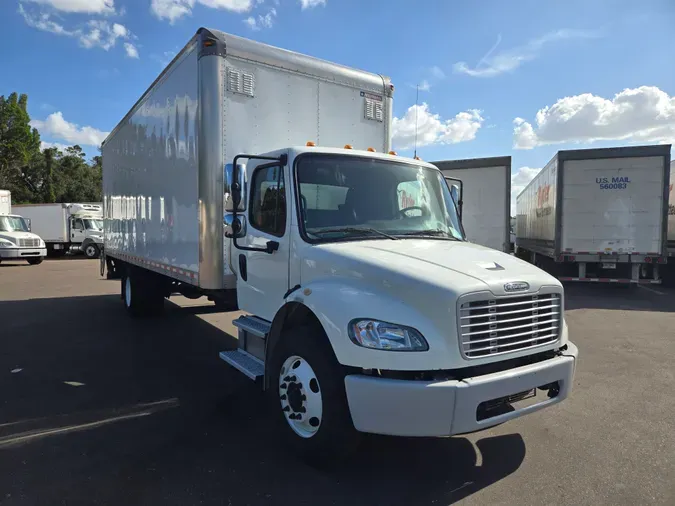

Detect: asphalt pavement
[0, 259, 674, 505]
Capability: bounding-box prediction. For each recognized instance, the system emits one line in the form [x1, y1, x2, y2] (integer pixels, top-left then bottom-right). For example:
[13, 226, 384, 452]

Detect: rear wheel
[268, 325, 361, 468]
[122, 268, 165, 317]
[27, 258, 43, 265]
[84, 243, 100, 259]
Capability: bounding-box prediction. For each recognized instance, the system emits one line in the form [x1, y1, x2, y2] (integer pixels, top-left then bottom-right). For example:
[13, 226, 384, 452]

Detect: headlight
[348, 319, 428, 351]
[0, 239, 15, 249]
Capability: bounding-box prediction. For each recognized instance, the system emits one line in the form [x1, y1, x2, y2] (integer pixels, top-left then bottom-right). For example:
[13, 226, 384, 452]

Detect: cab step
[233, 315, 271, 338]
[219, 349, 264, 380]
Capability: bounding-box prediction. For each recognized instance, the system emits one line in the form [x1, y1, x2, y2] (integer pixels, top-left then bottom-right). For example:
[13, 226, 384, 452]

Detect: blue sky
[1, 0, 674, 211]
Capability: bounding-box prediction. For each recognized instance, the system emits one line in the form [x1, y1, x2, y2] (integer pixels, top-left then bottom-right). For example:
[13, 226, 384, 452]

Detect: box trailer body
[101, 28, 577, 466]
[0, 190, 47, 264]
[0, 190, 10, 215]
[432, 157, 511, 253]
[103, 29, 391, 288]
[14, 203, 103, 258]
[516, 145, 671, 284]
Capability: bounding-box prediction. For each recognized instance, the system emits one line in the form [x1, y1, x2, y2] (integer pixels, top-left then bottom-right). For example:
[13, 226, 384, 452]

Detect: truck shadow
[0, 293, 525, 506]
[564, 283, 675, 312]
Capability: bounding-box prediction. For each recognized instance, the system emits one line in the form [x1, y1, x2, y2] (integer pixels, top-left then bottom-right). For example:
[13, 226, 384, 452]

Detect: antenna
[413, 84, 419, 159]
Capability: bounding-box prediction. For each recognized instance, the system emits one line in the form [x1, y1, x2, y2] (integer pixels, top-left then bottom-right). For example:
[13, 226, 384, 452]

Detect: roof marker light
[306, 141, 316, 147]
[344, 144, 353, 149]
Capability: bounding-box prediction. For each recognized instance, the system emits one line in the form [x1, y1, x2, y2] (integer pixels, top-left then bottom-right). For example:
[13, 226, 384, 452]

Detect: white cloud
[40, 141, 71, 152]
[23, 0, 116, 14]
[19, 6, 136, 55]
[124, 42, 139, 59]
[511, 166, 542, 215]
[31, 112, 109, 147]
[151, 0, 253, 23]
[18, 4, 77, 35]
[392, 103, 484, 150]
[417, 80, 431, 92]
[244, 7, 276, 30]
[430, 66, 445, 80]
[454, 29, 601, 78]
[513, 86, 675, 149]
[299, 0, 326, 9]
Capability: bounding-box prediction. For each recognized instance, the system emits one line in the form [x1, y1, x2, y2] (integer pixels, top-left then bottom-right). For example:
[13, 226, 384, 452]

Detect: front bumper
[345, 342, 578, 437]
[0, 247, 47, 259]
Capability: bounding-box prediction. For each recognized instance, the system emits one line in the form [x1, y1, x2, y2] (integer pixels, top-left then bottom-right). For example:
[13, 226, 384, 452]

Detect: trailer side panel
[516, 155, 558, 257]
[102, 44, 200, 282]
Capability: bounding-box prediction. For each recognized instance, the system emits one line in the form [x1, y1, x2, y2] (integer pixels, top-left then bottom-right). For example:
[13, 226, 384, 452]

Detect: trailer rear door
[440, 165, 509, 252]
[561, 156, 666, 255]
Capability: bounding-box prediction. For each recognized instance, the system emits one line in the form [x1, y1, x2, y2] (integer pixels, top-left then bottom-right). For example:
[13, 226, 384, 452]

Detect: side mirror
[224, 214, 247, 238]
[450, 185, 460, 206]
[224, 162, 246, 212]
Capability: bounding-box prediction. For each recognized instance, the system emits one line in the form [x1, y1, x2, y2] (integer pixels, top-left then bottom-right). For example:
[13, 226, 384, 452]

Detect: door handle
[239, 254, 247, 282]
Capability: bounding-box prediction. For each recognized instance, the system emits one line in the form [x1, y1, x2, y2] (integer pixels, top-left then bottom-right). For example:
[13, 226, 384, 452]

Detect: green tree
[0, 93, 41, 190]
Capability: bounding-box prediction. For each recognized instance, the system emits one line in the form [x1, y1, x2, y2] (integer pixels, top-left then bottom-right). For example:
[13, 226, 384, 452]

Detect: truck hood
[304, 239, 561, 297]
[0, 231, 42, 243]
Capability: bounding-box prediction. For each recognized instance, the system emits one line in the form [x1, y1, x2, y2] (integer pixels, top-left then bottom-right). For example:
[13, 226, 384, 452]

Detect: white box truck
[13, 203, 104, 258]
[516, 145, 671, 284]
[101, 28, 578, 466]
[0, 190, 47, 265]
[432, 157, 511, 253]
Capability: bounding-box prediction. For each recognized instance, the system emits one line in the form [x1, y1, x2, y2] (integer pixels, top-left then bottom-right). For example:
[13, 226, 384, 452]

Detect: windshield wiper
[310, 227, 398, 240]
[398, 229, 460, 240]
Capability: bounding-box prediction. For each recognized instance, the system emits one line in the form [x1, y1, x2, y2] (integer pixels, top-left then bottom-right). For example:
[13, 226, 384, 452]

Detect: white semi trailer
[101, 28, 578, 466]
[432, 157, 511, 253]
[14, 203, 104, 258]
[516, 145, 671, 284]
[0, 190, 47, 265]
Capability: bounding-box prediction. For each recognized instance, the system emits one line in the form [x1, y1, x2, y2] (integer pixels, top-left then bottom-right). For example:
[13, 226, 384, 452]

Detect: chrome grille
[459, 292, 562, 358]
[19, 238, 40, 248]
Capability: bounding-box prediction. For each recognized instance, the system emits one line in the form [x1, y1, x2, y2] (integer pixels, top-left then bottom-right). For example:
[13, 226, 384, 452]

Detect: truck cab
[0, 190, 47, 265]
[68, 204, 104, 258]
[217, 144, 577, 460]
[0, 213, 47, 265]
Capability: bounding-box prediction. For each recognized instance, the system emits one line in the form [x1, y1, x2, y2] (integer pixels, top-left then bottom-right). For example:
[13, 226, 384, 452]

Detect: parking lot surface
[1, 259, 674, 505]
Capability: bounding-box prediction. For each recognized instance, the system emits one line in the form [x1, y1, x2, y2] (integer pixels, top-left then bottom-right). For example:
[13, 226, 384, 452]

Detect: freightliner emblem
[504, 281, 530, 293]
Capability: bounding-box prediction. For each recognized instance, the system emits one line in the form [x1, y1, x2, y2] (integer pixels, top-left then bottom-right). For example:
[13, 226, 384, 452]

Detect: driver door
[234, 162, 291, 321]
[71, 218, 85, 244]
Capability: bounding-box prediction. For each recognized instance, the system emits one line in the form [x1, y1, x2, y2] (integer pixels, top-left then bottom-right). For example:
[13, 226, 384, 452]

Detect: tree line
[0, 92, 102, 204]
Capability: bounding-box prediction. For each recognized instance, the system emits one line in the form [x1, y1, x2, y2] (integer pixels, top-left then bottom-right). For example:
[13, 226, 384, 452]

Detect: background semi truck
[516, 145, 671, 284]
[432, 157, 511, 253]
[101, 27, 577, 466]
[0, 189, 47, 265]
[14, 203, 104, 259]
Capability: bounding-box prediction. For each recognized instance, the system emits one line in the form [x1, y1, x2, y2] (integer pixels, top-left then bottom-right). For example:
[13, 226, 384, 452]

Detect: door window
[72, 219, 84, 230]
[249, 165, 286, 237]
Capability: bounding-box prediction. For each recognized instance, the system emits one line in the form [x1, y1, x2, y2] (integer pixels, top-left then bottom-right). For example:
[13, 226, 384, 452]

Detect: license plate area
[476, 388, 537, 421]
[602, 262, 617, 269]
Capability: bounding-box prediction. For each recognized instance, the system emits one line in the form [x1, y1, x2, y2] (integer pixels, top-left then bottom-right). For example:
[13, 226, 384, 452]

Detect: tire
[27, 258, 43, 265]
[122, 268, 165, 317]
[84, 243, 100, 259]
[268, 324, 361, 468]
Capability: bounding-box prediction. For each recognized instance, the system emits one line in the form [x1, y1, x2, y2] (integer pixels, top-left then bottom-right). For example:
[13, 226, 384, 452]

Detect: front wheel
[27, 257, 43, 265]
[84, 243, 100, 259]
[268, 325, 361, 468]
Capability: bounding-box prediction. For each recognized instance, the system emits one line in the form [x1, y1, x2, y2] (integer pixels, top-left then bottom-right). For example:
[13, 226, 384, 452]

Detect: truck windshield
[295, 154, 464, 242]
[83, 219, 103, 230]
[0, 216, 29, 232]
